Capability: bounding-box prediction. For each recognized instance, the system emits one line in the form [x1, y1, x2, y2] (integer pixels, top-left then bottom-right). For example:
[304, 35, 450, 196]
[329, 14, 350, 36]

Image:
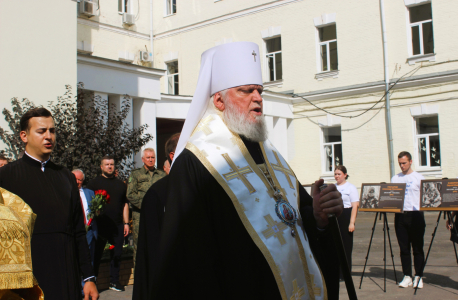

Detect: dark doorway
[156, 118, 184, 170]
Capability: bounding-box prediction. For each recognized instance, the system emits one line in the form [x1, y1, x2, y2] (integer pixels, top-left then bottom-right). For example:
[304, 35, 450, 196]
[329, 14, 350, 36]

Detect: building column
[133, 99, 157, 167]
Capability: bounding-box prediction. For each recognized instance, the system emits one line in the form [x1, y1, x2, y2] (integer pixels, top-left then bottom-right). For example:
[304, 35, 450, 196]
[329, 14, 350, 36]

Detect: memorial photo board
[359, 183, 406, 213]
[420, 179, 458, 211]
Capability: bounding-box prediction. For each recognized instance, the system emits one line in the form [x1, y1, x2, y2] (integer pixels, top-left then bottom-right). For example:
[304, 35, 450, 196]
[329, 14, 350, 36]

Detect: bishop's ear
[19, 131, 28, 144]
[213, 92, 225, 112]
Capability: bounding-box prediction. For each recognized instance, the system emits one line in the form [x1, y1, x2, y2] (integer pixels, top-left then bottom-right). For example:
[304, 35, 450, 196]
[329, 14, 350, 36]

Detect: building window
[408, 3, 434, 56]
[118, 0, 130, 13]
[322, 126, 342, 173]
[318, 24, 338, 72]
[415, 116, 440, 167]
[167, 61, 179, 95]
[166, 0, 177, 16]
[265, 37, 282, 82]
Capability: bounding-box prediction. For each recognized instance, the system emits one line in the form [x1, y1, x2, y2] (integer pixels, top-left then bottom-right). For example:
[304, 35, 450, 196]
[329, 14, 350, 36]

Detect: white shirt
[337, 182, 359, 208]
[391, 171, 425, 211]
[79, 188, 89, 223]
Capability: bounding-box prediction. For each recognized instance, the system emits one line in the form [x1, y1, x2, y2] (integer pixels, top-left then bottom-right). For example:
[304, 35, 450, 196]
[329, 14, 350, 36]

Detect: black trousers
[338, 207, 354, 273]
[93, 224, 124, 284]
[394, 211, 426, 277]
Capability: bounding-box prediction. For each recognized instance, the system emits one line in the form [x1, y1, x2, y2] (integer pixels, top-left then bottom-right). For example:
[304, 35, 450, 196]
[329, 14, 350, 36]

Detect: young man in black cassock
[0, 108, 98, 300]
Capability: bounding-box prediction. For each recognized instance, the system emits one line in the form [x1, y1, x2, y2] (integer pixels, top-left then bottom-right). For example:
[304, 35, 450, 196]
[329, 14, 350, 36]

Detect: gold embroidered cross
[222, 153, 256, 194]
[261, 214, 288, 246]
[311, 274, 321, 296]
[195, 115, 214, 136]
[271, 150, 295, 189]
[290, 279, 305, 300]
[255, 198, 260, 202]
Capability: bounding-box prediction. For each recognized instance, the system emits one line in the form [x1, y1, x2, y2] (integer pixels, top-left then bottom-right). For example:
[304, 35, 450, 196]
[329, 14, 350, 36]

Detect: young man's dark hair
[20, 107, 53, 132]
[100, 155, 115, 165]
[165, 133, 180, 163]
[398, 151, 412, 161]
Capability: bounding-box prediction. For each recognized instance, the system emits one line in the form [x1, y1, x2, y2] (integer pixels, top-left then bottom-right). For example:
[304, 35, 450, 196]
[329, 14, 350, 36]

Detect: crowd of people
[0, 41, 455, 299]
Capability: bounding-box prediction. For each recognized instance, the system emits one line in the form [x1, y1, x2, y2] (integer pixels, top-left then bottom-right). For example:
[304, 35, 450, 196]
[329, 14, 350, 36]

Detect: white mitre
[173, 41, 263, 163]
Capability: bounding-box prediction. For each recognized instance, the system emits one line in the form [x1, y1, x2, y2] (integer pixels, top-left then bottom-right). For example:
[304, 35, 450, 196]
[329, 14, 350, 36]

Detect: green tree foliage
[0, 84, 152, 181]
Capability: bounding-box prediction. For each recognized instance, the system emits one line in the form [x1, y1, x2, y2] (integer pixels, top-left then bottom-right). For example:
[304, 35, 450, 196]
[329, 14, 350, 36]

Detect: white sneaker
[399, 275, 413, 288]
[413, 276, 423, 289]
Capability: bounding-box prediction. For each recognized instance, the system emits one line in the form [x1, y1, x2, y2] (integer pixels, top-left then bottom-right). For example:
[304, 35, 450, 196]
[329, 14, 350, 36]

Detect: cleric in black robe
[142, 42, 343, 300]
[0, 108, 98, 299]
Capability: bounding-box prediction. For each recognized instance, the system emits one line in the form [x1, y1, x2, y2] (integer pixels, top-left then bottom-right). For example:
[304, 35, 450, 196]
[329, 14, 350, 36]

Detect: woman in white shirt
[334, 165, 359, 274]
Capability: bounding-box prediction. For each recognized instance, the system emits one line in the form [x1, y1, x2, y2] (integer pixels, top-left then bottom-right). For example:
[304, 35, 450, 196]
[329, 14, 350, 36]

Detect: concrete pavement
[99, 211, 458, 299]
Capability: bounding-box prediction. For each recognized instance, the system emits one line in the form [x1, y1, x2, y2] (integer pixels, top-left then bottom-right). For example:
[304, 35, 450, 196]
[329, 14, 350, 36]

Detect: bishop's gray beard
[223, 100, 268, 143]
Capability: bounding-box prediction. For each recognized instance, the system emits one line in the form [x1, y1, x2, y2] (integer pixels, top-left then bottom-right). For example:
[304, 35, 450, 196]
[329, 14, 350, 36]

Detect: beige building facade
[151, 0, 458, 190]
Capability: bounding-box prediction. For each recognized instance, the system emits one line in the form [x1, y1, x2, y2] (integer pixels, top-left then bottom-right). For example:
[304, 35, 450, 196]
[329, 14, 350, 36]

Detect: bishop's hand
[312, 179, 343, 229]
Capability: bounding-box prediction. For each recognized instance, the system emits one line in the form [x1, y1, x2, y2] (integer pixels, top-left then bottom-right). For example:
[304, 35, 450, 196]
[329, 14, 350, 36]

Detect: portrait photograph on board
[420, 179, 458, 211]
[359, 183, 406, 213]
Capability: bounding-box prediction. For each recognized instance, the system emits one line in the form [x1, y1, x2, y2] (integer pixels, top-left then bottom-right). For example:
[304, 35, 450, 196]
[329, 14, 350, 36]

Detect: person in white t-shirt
[334, 165, 359, 276]
[391, 151, 425, 289]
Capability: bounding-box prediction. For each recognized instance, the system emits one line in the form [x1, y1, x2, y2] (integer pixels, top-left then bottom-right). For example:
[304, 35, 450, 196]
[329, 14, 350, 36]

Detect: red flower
[109, 245, 115, 250]
[101, 190, 107, 197]
[87, 218, 93, 227]
[95, 190, 101, 195]
[106, 194, 111, 204]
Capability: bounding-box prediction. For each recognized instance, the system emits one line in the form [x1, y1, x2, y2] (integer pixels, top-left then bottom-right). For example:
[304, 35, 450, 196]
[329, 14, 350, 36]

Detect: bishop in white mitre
[152, 42, 343, 300]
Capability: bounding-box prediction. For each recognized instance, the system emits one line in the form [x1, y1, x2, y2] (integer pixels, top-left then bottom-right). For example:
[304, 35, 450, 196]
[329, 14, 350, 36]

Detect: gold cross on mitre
[271, 150, 295, 189]
[222, 153, 256, 194]
[290, 279, 306, 300]
[194, 115, 214, 136]
[261, 214, 288, 246]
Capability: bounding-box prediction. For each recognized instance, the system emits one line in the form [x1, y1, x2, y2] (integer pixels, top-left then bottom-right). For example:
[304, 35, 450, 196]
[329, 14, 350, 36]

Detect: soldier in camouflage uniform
[127, 148, 166, 267]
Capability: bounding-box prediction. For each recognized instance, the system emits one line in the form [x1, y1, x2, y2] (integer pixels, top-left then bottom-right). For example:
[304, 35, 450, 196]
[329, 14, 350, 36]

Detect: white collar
[25, 151, 50, 171]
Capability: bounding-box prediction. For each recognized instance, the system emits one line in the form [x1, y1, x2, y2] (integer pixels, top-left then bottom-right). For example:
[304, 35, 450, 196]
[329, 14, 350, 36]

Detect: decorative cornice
[77, 54, 165, 78]
[154, 0, 303, 40]
[159, 94, 193, 102]
[77, 17, 150, 41]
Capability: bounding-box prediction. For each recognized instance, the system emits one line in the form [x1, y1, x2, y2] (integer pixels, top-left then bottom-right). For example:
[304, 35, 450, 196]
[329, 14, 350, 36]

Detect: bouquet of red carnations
[86, 190, 111, 229]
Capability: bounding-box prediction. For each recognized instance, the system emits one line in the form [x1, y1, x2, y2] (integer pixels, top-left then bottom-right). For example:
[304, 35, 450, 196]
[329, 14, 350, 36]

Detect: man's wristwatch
[84, 277, 97, 284]
[124, 223, 130, 226]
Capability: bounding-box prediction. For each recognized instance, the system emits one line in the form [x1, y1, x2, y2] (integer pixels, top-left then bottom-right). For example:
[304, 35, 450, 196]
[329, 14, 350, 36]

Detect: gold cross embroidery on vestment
[290, 279, 306, 300]
[195, 115, 214, 136]
[311, 274, 321, 296]
[261, 214, 288, 246]
[271, 151, 295, 189]
[221, 153, 256, 194]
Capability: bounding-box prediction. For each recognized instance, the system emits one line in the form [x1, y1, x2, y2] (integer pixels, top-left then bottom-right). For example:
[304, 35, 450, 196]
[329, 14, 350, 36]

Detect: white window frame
[317, 26, 337, 72]
[165, 0, 176, 17]
[405, 1, 436, 64]
[413, 115, 441, 170]
[320, 126, 342, 175]
[264, 36, 282, 82]
[166, 60, 179, 95]
[118, 0, 131, 14]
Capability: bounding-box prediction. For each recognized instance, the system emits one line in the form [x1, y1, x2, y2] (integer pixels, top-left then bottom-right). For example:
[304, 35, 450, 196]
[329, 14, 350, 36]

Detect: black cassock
[134, 138, 340, 300]
[0, 154, 94, 299]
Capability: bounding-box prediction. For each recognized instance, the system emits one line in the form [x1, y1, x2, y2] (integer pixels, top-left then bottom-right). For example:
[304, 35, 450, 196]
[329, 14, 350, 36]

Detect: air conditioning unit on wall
[123, 13, 135, 25]
[139, 51, 152, 62]
[80, 0, 96, 17]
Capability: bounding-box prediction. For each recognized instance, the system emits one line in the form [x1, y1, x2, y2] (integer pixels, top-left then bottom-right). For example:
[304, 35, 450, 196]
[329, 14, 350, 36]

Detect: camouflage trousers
[132, 211, 141, 268]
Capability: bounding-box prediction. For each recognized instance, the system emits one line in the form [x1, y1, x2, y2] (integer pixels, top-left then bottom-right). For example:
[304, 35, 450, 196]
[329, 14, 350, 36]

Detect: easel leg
[383, 212, 386, 292]
[384, 213, 398, 284]
[359, 212, 379, 289]
[414, 211, 442, 295]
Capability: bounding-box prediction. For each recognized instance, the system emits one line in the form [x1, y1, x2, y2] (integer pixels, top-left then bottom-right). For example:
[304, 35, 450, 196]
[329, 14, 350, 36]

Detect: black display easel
[414, 210, 458, 295]
[359, 212, 398, 292]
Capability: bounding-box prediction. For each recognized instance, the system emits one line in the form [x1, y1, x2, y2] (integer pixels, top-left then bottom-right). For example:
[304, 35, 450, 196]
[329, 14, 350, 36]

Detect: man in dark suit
[73, 169, 98, 264]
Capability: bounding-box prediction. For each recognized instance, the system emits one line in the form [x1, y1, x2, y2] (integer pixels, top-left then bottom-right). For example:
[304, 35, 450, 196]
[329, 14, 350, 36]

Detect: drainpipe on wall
[380, 0, 396, 179]
[150, 0, 154, 65]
